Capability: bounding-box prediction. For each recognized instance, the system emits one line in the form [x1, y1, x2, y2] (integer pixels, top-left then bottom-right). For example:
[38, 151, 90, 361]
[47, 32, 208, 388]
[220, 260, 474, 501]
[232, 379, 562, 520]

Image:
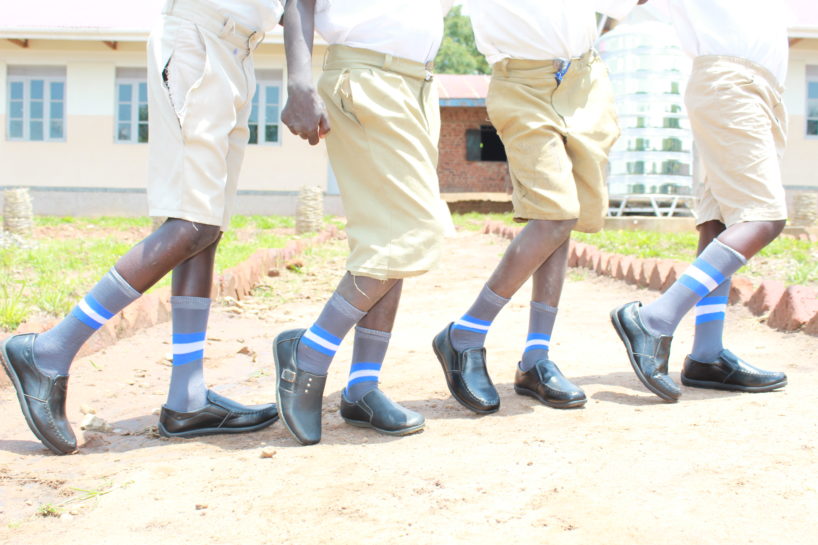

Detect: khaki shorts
[147, 0, 262, 230]
[487, 50, 620, 233]
[686, 56, 788, 227]
[318, 45, 446, 280]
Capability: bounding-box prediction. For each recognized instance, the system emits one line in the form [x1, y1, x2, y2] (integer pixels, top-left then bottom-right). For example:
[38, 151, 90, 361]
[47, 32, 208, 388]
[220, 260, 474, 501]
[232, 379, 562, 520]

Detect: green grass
[0, 215, 338, 331]
[454, 212, 818, 286]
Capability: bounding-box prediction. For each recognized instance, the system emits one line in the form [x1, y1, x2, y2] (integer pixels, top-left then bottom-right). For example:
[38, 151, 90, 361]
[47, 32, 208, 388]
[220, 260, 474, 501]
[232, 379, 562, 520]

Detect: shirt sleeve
[596, 0, 639, 20]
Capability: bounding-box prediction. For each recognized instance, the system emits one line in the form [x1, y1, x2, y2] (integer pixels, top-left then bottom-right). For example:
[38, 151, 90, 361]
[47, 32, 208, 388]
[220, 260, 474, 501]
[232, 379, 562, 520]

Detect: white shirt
[468, 0, 639, 64]
[315, 0, 455, 64]
[204, 0, 285, 33]
[651, 0, 790, 84]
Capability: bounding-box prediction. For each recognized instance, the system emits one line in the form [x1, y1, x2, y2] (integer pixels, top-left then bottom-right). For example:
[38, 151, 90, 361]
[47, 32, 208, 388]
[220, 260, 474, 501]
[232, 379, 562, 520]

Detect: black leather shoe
[610, 302, 680, 402]
[340, 389, 425, 436]
[158, 390, 278, 438]
[682, 349, 787, 392]
[514, 360, 587, 409]
[0, 334, 77, 455]
[273, 329, 327, 445]
[432, 323, 500, 414]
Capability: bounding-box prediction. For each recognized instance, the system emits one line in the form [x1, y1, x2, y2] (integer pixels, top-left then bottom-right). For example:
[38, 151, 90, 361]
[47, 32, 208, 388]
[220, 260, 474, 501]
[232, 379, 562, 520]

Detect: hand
[281, 83, 331, 146]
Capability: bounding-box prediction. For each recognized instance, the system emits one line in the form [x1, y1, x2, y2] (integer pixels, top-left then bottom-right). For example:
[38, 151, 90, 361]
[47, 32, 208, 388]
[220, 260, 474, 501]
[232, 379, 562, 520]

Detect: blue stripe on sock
[173, 350, 204, 365]
[695, 312, 726, 325]
[350, 362, 382, 373]
[301, 335, 336, 356]
[71, 307, 103, 330]
[692, 258, 726, 286]
[698, 296, 729, 306]
[452, 323, 489, 334]
[172, 331, 207, 344]
[347, 375, 379, 387]
[679, 274, 711, 297]
[310, 324, 342, 344]
[460, 314, 492, 326]
[526, 333, 551, 341]
[84, 295, 114, 320]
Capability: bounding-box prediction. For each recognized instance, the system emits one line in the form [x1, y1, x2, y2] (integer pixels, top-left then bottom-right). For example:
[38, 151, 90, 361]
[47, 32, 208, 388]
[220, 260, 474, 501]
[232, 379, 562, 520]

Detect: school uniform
[314, 0, 454, 280]
[468, 0, 638, 233]
[147, 0, 284, 230]
[655, 0, 790, 226]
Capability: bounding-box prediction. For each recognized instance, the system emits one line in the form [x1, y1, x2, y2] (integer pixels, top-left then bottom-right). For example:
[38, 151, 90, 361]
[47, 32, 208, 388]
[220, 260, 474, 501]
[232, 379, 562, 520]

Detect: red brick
[595, 252, 610, 275]
[638, 259, 657, 288]
[661, 262, 689, 293]
[728, 276, 755, 305]
[804, 312, 818, 336]
[615, 256, 634, 281]
[625, 259, 642, 285]
[605, 254, 621, 277]
[568, 242, 580, 268]
[747, 279, 786, 316]
[767, 286, 818, 331]
[649, 260, 673, 291]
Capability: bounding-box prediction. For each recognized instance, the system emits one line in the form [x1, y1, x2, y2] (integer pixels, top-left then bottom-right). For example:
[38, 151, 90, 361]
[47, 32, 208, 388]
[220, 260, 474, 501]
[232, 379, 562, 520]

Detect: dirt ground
[1, 231, 817, 545]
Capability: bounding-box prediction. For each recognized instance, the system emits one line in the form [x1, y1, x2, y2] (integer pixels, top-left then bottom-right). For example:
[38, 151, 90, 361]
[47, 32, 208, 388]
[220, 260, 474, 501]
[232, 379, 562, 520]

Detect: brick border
[481, 220, 818, 336]
[0, 226, 342, 389]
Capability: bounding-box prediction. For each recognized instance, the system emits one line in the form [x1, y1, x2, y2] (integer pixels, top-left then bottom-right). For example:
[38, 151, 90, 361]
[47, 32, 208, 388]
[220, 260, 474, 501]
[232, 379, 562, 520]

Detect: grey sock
[641, 240, 746, 336]
[297, 293, 366, 375]
[690, 278, 730, 362]
[451, 284, 509, 351]
[165, 296, 210, 412]
[520, 302, 557, 372]
[34, 268, 140, 376]
[345, 327, 390, 402]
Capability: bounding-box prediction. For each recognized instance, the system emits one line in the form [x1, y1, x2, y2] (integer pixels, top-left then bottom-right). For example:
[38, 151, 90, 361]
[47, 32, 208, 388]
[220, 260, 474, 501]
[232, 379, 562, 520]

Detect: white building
[0, 0, 338, 217]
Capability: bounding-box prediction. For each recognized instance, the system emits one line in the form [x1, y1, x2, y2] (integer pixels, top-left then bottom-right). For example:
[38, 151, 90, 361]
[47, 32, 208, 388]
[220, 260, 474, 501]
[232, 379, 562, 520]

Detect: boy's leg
[0, 218, 220, 454]
[339, 281, 425, 435]
[513, 238, 587, 408]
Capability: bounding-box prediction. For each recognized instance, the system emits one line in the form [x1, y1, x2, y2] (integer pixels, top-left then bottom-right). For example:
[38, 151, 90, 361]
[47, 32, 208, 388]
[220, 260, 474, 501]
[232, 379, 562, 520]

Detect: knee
[768, 219, 786, 239]
[166, 219, 222, 255]
[528, 218, 576, 240]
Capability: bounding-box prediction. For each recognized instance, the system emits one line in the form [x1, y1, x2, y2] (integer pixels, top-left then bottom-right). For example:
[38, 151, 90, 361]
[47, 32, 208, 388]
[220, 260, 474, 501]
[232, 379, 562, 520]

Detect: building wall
[783, 40, 818, 193]
[437, 107, 510, 193]
[0, 38, 332, 216]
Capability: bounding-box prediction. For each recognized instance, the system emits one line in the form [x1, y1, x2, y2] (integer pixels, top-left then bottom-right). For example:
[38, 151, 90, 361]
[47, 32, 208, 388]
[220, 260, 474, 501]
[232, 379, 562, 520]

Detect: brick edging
[481, 220, 818, 336]
[1, 226, 343, 388]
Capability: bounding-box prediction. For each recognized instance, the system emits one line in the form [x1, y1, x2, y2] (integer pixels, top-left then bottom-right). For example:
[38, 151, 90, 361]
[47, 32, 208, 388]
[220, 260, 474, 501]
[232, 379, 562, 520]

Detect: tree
[434, 6, 490, 75]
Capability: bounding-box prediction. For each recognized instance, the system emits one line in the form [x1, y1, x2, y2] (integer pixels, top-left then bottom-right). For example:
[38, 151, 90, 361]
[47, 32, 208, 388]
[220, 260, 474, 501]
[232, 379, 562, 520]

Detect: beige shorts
[147, 0, 262, 230]
[686, 56, 788, 227]
[318, 45, 446, 280]
[487, 50, 620, 233]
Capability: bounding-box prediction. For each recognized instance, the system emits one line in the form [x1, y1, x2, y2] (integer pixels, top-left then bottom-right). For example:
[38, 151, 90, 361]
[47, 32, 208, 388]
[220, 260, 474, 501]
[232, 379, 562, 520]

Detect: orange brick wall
[437, 107, 511, 193]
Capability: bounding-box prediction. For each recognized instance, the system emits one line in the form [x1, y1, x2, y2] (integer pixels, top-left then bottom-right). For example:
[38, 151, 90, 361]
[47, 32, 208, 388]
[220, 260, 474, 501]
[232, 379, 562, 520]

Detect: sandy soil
[1, 231, 816, 544]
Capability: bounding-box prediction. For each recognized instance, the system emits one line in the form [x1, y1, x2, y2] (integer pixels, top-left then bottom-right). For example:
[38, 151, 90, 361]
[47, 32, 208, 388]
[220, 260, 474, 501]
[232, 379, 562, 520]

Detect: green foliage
[435, 6, 489, 75]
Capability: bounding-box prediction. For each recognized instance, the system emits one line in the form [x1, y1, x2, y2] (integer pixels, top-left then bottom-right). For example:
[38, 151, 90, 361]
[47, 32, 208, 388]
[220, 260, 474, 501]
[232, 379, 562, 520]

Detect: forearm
[284, 0, 317, 89]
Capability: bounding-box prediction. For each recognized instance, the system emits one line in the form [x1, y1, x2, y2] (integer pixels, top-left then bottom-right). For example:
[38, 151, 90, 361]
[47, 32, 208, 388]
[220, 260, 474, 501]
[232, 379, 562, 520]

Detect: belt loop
[494, 59, 509, 77]
[383, 54, 393, 71]
[322, 47, 331, 70]
[220, 16, 236, 40]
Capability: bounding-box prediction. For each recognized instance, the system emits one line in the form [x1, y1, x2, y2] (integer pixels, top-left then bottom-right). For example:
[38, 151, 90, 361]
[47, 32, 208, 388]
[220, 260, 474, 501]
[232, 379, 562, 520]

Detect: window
[115, 68, 148, 143]
[249, 71, 282, 145]
[7, 66, 66, 141]
[466, 125, 507, 162]
[807, 78, 818, 137]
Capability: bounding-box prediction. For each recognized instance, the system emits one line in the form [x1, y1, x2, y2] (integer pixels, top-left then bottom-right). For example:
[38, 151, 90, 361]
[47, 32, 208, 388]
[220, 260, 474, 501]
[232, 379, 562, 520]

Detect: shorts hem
[347, 267, 431, 281]
[149, 209, 226, 230]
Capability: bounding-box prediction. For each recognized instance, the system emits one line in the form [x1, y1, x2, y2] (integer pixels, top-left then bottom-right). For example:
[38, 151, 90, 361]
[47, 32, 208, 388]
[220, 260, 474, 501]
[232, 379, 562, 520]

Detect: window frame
[248, 77, 282, 146]
[807, 77, 818, 139]
[6, 73, 66, 142]
[114, 76, 149, 144]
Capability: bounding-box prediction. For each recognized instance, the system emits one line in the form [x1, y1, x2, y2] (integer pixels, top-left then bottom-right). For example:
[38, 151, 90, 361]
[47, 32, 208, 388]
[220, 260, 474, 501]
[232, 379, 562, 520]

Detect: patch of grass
[1, 215, 337, 331]
[451, 212, 515, 231]
[36, 504, 62, 518]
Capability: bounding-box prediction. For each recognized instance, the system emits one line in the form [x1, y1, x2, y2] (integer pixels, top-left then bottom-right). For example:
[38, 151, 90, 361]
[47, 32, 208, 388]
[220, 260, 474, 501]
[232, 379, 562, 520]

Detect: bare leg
[172, 234, 222, 297]
[531, 236, 571, 307]
[357, 280, 403, 332]
[717, 219, 785, 259]
[335, 272, 400, 313]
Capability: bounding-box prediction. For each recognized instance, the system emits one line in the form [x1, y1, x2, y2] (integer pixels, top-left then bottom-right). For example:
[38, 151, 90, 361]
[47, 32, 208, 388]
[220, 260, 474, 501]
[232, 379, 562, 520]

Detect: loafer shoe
[514, 359, 587, 409]
[273, 329, 327, 445]
[432, 323, 499, 414]
[158, 390, 278, 438]
[0, 334, 77, 455]
[340, 389, 425, 436]
[610, 302, 680, 402]
[682, 349, 787, 392]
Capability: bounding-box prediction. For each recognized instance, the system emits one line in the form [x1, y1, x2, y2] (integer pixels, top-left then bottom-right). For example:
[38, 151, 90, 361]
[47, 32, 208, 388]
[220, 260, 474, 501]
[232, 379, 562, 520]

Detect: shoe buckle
[281, 369, 297, 383]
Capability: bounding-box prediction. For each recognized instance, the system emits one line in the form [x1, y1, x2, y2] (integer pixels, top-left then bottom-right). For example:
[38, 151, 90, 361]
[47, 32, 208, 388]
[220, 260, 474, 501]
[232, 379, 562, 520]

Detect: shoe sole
[0, 339, 74, 455]
[157, 415, 279, 438]
[431, 336, 499, 415]
[341, 416, 426, 436]
[272, 334, 318, 446]
[609, 308, 679, 403]
[680, 375, 788, 393]
[513, 386, 587, 409]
